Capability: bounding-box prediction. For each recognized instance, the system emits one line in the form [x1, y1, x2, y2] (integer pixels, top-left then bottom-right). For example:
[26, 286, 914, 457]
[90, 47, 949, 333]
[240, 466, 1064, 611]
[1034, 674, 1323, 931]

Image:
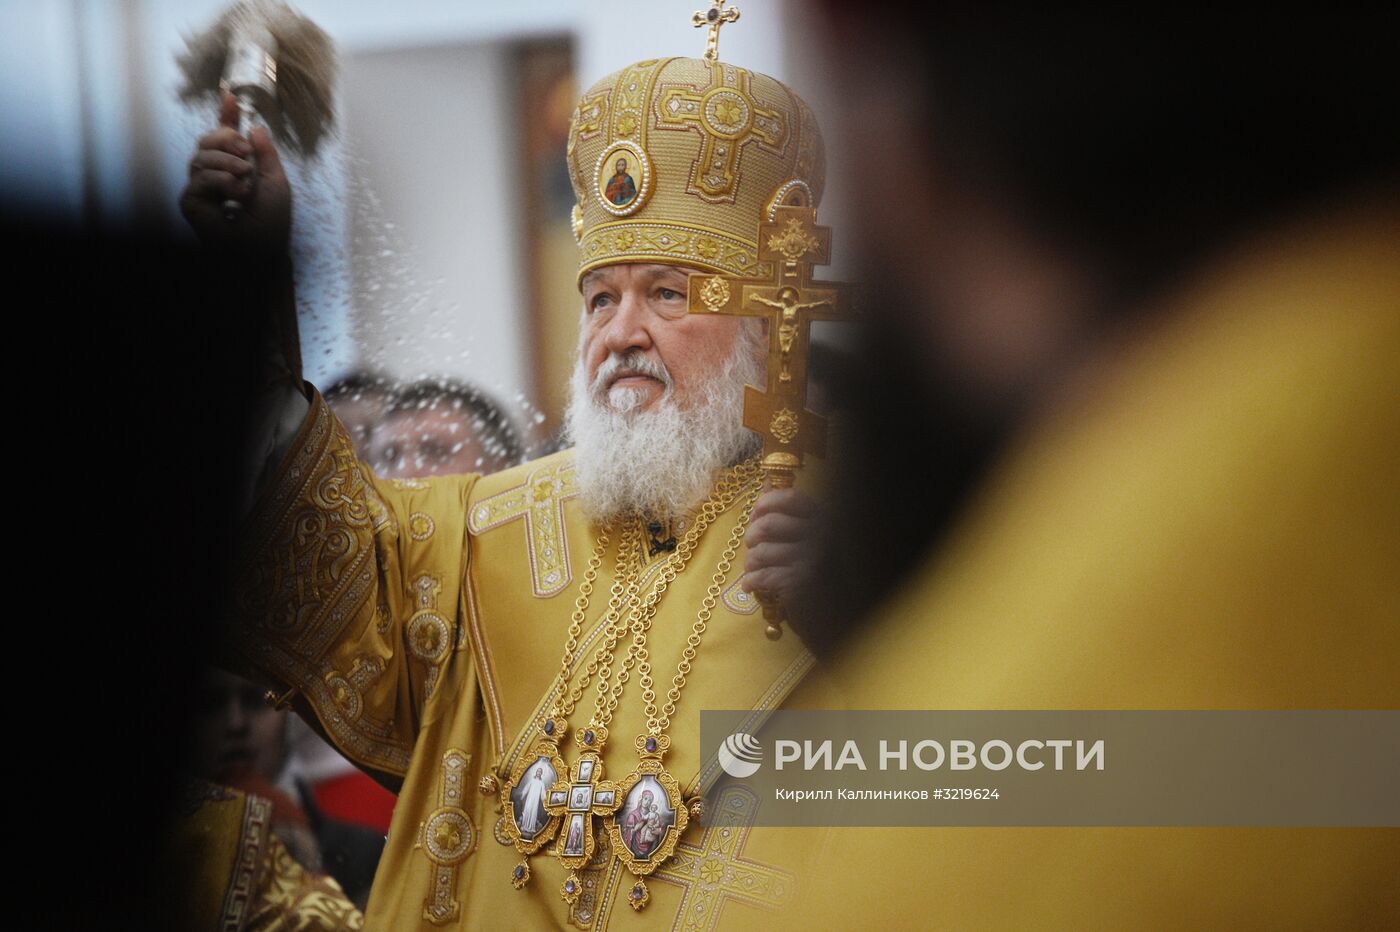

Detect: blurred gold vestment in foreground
[782, 196, 1400, 930]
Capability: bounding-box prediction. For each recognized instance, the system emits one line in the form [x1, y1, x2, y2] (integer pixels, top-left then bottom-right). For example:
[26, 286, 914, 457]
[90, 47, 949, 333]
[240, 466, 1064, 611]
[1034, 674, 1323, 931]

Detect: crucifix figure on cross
[688, 188, 856, 639]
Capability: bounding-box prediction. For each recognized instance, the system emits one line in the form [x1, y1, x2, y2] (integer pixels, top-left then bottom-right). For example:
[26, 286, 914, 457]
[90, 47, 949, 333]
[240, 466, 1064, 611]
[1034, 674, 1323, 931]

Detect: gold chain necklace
[600, 474, 760, 910]
[498, 519, 643, 884]
[498, 460, 761, 903]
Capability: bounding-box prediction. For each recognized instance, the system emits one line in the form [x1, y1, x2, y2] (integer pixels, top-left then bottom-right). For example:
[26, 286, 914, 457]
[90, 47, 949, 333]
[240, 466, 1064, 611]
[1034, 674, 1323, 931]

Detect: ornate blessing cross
[688, 195, 856, 638]
[545, 749, 621, 905]
[692, 1, 741, 62]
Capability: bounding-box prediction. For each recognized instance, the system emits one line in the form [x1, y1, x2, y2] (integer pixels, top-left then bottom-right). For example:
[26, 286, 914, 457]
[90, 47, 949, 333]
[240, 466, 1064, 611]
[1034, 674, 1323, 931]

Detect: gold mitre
[567, 54, 826, 286]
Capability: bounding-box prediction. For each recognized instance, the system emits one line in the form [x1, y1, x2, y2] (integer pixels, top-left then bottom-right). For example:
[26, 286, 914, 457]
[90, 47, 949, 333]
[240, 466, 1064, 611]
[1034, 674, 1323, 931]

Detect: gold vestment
[233, 395, 828, 929]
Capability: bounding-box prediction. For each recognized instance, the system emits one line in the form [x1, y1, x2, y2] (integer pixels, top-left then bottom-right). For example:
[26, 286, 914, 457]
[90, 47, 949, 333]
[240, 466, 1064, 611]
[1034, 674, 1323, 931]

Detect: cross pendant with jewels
[545, 728, 622, 905]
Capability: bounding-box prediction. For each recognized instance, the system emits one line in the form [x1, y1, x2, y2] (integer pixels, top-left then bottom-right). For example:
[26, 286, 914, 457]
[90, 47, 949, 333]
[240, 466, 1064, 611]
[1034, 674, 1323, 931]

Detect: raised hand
[180, 90, 292, 251]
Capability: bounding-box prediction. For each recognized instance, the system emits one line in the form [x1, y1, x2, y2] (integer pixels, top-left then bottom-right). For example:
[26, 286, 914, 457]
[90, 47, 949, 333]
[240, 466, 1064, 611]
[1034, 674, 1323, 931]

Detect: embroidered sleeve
[229, 385, 479, 780]
[246, 831, 366, 931]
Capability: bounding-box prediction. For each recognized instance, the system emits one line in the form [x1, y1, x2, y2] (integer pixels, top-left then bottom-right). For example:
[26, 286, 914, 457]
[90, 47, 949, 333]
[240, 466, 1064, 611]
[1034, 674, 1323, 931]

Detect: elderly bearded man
[184, 42, 835, 930]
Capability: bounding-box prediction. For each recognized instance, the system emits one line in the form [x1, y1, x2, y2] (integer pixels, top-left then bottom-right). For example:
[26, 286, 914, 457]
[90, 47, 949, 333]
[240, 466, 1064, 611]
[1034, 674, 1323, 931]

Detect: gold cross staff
[689, 197, 856, 639]
[692, 1, 741, 62]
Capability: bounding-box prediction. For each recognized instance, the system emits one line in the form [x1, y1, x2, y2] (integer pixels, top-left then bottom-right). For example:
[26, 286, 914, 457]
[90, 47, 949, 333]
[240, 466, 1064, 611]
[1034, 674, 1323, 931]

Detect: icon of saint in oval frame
[604, 760, 690, 877]
[595, 140, 653, 217]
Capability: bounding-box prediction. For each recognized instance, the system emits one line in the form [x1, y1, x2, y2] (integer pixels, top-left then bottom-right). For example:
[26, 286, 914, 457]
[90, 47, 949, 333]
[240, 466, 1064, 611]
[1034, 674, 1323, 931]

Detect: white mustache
[591, 350, 674, 398]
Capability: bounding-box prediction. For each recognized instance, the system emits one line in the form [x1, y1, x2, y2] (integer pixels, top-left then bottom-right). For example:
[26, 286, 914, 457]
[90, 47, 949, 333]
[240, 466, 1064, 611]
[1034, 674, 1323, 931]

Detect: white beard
[564, 326, 765, 522]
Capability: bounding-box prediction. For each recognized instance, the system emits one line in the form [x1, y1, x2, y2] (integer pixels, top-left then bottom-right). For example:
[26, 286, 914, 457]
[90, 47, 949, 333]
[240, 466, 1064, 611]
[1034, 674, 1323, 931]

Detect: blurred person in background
[322, 371, 396, 458]
[367, 377, 524, 478]
[193, 667, 292, 789]
[192, 666, 385, 911]
[182, 669, 365, 929]
[192, 666, 318, 870]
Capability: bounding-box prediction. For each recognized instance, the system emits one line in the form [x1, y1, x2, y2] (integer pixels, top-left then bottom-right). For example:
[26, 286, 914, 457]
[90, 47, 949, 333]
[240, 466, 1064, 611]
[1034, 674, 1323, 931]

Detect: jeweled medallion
[498, 718, 571, 882]
[604, 734, 691, 909]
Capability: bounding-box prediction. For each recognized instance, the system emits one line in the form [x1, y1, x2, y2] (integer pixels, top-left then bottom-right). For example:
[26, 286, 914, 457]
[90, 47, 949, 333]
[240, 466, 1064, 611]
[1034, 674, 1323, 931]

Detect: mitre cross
[692, 1, 741, 62]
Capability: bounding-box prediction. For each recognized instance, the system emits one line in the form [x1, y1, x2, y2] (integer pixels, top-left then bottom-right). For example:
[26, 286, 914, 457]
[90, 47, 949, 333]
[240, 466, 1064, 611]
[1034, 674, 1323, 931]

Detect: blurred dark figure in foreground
[366, 378, 524, 478]
[9, 227, 368, 929]
[785, 9, 1399, 929]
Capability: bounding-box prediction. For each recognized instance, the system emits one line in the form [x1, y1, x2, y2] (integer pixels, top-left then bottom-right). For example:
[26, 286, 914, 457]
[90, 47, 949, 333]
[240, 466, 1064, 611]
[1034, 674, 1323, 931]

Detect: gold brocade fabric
[172, 781, 364, 932]
[233, 407, 827, 929]
[568, 56, 825, 285]
[777, 198, 1400, 929]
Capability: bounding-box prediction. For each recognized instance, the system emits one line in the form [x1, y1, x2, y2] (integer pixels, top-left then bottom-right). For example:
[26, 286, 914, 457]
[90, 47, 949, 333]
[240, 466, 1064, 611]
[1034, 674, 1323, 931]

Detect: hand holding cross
[688, 199, 856, 639]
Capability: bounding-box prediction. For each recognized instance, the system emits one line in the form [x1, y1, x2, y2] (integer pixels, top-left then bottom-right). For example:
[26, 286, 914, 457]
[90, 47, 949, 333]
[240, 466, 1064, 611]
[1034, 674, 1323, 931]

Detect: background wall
[0, 0, 847, 439]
